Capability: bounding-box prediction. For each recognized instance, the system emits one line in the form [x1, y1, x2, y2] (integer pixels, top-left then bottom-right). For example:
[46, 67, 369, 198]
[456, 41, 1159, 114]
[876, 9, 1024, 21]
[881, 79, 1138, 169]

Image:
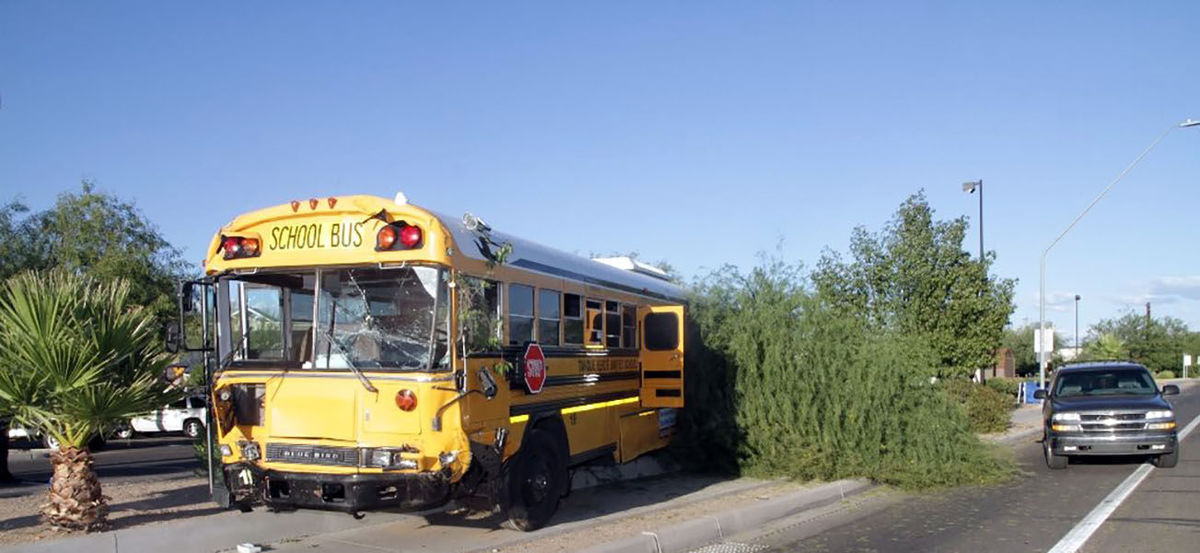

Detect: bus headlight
[366, 448, 417, 470]
[240, 441, 261, 461]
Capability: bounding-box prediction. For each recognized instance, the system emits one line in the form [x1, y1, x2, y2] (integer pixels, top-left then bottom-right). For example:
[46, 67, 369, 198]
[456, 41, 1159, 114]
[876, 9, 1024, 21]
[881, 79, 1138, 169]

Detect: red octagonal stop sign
[523, 343, 547, 394]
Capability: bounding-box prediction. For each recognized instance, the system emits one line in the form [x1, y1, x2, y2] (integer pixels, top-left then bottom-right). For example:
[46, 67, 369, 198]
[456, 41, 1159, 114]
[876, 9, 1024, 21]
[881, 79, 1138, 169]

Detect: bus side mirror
[178, 282, 195, 313]
[1033, 389, 1047, 399]
[478, 368, 498, 400]
[163, 363, 186, 385]
[164, 322, 182, 353]
[1162, 384, 1180, 396]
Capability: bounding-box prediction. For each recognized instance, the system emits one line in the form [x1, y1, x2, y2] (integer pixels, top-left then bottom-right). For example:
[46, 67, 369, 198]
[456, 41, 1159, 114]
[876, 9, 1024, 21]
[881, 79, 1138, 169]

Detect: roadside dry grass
[0, 476, 218, 546]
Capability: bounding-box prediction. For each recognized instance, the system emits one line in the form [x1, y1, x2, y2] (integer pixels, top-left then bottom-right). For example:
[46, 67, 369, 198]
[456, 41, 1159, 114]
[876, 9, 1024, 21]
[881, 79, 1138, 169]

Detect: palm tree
[0, 270, 178, 531]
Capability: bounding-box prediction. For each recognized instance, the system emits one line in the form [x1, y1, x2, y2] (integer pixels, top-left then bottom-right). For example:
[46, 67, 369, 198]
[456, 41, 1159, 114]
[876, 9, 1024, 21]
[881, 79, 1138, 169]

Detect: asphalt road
[726, 385, 1200, 553]
[5, 435, 200, 485]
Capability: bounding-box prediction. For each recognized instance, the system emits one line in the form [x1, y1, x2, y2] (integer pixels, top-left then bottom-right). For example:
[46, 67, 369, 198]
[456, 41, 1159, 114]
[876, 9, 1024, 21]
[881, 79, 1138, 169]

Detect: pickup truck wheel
[1044, 439, 1068, 469]
[1154, 449, 1178, 468]
[183, 419, 204, 439]
[115, 427, 134, 439]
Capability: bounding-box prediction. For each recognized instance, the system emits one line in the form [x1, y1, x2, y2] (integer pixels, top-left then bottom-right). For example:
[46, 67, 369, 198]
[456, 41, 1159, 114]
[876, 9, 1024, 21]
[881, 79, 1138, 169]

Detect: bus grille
[265, 444, 360, 467]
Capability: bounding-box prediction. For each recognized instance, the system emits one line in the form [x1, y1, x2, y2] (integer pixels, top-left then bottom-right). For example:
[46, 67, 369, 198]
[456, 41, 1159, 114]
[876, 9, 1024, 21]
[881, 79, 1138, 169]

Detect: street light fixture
[1038, 119, 1200, 389]
[963, 180, 983, 259]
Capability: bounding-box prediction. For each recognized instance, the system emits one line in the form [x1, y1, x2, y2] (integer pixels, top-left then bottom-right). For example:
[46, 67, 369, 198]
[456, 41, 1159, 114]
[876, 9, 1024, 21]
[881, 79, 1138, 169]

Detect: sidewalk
[0, 398, 1096, 553]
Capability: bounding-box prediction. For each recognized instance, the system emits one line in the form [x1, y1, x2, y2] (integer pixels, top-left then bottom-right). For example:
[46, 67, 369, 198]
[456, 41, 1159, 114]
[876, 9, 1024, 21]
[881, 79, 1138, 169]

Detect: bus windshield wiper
[319, 329, 378, 393]
[218, 337, 247, 371]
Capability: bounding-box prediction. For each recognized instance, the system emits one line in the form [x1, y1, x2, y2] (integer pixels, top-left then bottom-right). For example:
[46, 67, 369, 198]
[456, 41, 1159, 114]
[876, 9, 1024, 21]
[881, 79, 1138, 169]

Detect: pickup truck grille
[1076, 412, 1148, 432]
[1080, 413, 1144, 421]
[265, 444, 360, 467]
[1081, 422, 1146, 431]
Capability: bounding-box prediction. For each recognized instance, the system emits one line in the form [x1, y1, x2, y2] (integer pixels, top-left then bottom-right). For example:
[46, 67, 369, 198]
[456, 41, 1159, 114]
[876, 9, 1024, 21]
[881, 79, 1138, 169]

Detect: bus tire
[503, 429, 565, 531]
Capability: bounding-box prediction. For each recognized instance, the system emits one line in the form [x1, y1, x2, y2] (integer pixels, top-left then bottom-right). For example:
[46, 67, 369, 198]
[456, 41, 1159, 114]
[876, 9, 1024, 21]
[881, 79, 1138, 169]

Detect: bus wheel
[503, 429, 565, 532]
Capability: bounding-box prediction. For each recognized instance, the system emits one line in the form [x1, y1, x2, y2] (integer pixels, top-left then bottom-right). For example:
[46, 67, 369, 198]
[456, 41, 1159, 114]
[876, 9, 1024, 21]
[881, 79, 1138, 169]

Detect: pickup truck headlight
[1144, 410, 1173, 420]
[1052, 412, 1081, 422]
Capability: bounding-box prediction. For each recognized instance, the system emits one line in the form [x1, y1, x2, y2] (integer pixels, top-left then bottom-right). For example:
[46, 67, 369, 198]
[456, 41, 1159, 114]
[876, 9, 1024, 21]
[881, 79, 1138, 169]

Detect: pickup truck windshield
[219, 266, 449, 371]
[1053, 368, 1157, 397]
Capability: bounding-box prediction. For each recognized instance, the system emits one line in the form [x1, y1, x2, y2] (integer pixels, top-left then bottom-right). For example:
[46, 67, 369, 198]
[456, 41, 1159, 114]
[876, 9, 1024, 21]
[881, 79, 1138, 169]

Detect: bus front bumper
[226, 464, 451, 513]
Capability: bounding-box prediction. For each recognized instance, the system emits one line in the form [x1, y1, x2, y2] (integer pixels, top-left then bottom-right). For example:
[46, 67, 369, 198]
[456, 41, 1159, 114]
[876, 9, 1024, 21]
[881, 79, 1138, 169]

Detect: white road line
[1046, 410, 1200, 553]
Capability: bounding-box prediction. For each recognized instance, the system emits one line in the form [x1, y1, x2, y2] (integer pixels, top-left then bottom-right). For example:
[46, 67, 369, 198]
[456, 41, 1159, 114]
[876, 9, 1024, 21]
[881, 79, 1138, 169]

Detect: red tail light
[375, 223, 423, 251]
[395, 389, 417, 412]
[399, 225, 422, 248]
[221, 236, 261, 260]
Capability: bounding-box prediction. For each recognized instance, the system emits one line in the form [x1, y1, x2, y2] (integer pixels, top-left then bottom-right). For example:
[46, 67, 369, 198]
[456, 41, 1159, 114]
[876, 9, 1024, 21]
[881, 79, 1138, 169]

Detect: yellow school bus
[181, 193, 684, 530]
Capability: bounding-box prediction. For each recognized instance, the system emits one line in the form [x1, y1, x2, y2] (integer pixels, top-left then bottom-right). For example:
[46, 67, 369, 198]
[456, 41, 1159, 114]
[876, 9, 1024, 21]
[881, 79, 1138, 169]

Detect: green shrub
[944, 379, 1014, 433]
[984, 377, 1022, 399]
[1156, 370, 1176, 380]
[677, 260, 1013, 490]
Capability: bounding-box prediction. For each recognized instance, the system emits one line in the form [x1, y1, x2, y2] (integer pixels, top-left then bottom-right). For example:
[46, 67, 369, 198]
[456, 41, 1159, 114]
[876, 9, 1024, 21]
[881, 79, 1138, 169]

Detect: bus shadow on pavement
[418, 473, 735, 530]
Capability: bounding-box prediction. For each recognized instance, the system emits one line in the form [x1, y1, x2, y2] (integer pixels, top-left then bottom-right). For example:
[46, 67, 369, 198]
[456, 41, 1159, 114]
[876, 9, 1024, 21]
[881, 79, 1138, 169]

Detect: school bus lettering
[189, 193, 685, 532]
[579, 358, 639, 373]
[268, 221, 364, 251]
[328, 220, 364, 248]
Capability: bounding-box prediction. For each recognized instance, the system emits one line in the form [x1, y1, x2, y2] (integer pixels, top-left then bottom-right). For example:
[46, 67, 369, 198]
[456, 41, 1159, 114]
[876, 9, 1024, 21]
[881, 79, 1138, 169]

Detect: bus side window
[509, 284, 534, 345]
[605, 301, 621, 348]
[538, 289, 561, 346]
[457, 276, 500, 354]
[585, 298, 603, 346]
[563, 293, 584, 345]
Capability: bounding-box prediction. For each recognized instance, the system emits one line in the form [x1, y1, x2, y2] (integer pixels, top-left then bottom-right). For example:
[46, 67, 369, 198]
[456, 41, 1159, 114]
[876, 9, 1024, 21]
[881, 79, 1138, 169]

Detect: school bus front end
[212, 367, 470, 512]
[201, 196, 471, 512]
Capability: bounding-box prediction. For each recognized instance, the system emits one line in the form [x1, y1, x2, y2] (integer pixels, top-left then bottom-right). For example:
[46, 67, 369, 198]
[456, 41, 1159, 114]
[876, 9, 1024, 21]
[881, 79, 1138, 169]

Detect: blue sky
[2, 2, 1199, 345]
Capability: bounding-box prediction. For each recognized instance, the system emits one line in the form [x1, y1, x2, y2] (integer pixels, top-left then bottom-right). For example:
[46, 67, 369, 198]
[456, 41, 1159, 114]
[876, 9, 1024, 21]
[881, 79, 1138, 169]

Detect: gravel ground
[0, 475, 218, 546]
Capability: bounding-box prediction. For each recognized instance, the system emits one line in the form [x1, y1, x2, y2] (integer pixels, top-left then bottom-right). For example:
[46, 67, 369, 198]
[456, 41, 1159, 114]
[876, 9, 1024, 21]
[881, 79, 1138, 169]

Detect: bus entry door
[638, 305, 684, 408]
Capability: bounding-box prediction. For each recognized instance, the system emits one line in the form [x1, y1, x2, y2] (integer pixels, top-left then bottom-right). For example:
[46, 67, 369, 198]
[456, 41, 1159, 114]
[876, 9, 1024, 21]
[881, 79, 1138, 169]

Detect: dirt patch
[0, 476, 218, 546]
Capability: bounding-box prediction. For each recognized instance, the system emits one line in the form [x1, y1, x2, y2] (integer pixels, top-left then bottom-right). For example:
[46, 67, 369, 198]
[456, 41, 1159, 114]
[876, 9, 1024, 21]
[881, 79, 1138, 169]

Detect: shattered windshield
[219, 266, 449, 371]
[314, 267, 448, 371]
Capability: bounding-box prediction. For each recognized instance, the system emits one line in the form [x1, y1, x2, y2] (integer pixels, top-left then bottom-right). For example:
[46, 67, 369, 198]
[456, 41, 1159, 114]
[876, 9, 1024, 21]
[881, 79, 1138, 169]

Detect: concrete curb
[576, 479, 873, 553]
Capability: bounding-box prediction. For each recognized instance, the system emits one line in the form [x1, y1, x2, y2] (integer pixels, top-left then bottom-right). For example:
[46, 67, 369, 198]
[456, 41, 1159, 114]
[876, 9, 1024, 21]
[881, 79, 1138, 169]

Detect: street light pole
[1038, 119, 1200, 389]
[1074, 294, 1081, 351]
[963, 180, 983, 259]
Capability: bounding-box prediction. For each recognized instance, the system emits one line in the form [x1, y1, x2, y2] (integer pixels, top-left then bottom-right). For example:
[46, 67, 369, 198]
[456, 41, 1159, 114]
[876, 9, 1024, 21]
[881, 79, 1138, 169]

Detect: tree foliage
[0, 182, 190, 321]
[679, 258, 1010, 488]
[1079, 333, 1129, 362]
[812, 192, 1015, 378]
[0, 270, 179, 447]
[1001, 324, 1066, 376]
[1085, 312, 1192, 373]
